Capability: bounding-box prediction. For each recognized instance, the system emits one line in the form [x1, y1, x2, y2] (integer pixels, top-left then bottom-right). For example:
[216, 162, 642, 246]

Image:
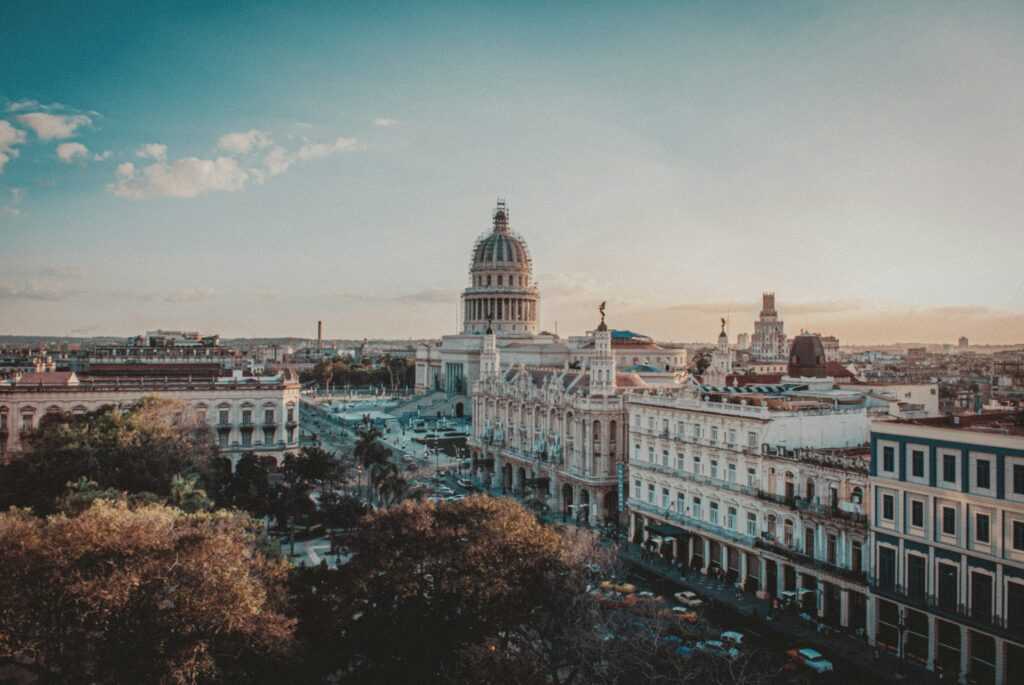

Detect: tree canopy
[0, 398, 218, 515]
[0, 500, 295, 684]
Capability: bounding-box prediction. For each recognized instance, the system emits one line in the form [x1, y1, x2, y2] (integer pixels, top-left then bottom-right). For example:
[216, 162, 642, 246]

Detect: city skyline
[2, 1, 1024, 343]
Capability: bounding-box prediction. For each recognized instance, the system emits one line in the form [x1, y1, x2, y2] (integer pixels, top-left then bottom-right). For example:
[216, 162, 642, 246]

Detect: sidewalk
[619, 544, 938, 685]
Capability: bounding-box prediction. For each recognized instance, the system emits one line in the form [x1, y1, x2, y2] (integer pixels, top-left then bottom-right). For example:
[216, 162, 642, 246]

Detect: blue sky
[1, 1, 1023, 343]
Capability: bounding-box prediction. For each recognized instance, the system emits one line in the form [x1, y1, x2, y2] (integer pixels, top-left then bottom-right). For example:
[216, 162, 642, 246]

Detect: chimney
[317, 321, 323, 351]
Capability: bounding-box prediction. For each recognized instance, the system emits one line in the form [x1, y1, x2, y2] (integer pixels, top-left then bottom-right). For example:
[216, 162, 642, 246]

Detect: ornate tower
[461, 200, 540, 336]
[480, 317, 500, 380]
[590, 302, 616, 396]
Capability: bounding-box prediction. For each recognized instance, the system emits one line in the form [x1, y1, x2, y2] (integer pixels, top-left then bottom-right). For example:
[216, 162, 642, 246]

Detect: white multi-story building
[0, 370, 301, 465]
[868, 413, 1024, 685]
[751, 292, 788, 363]
[467, 313, 647, 525]
[626, 362, 874, 631]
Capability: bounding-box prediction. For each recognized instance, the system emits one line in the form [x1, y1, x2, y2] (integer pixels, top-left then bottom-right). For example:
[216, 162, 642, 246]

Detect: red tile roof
[14, 371, 78, 386]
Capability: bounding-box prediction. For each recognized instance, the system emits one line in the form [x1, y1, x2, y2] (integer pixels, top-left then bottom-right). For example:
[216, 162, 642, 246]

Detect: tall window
[661, 488, 669, 508]
[943, 454, 957, 483]
[219, 409, 229, 425]
[976, 460, 991, 489]
[710, 460, 718, 480]
[693, 456, 701, 475]
[264, 408, 274, 424]
[878, 547, 896, 591]
[882, 494, 895, 521]
[747, 467, 757, 487]
[937, 563, 958, 610]
[1014, 465, 1024, 495]
[827, 534, 837, 565]
[911, 450, 925, 478]
[907, 555, 926, 598]
[976, 513, 990, 544]
[648, 446, 654, 462]
[727, 506, 737, 530]
[882, 446, 895, 472]
[748, 432, 757, 450]
[692, 497, 702, 519]
[647, 484, 655, 503]
[747, 512, 757, 536]
[851, 540, 863, 571]
[709, 502, 719, 526]
[634, 480, 641, 499]
[677, 492, 685, 513]
[911, 500, 924, 528]
[942, 507, 956, 535]
[242, 409, 252, 426]
[1014, 521, 1024, 551]
[727, 463, 737, 483]
[710, 426, 718, 443]
[662, 449, 669, 467]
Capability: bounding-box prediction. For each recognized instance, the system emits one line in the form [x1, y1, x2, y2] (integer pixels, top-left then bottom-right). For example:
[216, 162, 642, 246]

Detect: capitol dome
[461, 200, 540, 336]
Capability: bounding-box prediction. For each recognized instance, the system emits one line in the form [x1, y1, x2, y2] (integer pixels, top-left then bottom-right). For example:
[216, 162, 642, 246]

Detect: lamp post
[897, 607, 906, 675]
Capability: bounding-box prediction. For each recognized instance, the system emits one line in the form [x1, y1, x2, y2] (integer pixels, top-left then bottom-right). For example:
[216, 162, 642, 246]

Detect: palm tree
[169, 473, 212, 513]
[354, 426, 389, 500]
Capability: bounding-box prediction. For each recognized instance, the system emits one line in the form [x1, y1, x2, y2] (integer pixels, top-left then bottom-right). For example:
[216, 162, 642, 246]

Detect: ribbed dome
[470, 201, 532, 271]
[788, 333, 828, 378]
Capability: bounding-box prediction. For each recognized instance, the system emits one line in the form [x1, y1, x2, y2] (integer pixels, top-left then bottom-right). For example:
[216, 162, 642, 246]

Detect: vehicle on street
[669, 606, 699, 623]
[695, 640, 740, 661]
[720, 631, 746, 650]
[787, 647, 833, 673]
[673, 590, 703, 608]
[456, 478, 473, 489]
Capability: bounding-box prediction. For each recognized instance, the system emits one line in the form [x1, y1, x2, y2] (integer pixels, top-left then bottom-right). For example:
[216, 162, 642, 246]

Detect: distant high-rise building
[958, 336, 969, 350]
[750, 292, 787, 362]
[736, 332, 750, 350]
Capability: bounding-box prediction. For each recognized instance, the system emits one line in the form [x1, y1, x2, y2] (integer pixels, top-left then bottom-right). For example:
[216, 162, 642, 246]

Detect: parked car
[456, 478, 473, 489]
[720, 631, 745, 650]
[635, 590, 662, 601]
[695, 640, 740, 661]
[787, 647, 834, 673]
[673, 590, 704, 608]
[669, 606, 700, 623]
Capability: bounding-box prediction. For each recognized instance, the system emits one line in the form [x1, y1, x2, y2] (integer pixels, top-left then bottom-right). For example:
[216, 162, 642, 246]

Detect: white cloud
[108, 156, 250, 198]
[6, 99, 41, 112]
[93, 150, 111, 161]
[15, 112, 92, 140]
[264, 137, 356, 176]
[166, 287, 221, 303]
[135, 143, 167, 161]
[0, 120, 27, 173]
[218, 129, 272, 154]
[373, 117, 397, 126]
[0, 279, 89, 301]
[56, 142, 89, 163]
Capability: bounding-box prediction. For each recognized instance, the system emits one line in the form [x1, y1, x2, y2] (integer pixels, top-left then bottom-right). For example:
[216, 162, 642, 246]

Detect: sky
[1, 0, 1023, 344]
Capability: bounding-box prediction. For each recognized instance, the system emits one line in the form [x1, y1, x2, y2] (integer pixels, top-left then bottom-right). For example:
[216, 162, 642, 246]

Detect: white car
[673, 590, 703, 608]
[720, 631, 745, 650]
[695, 640, 739, 661]
[791, 648, 833, 673]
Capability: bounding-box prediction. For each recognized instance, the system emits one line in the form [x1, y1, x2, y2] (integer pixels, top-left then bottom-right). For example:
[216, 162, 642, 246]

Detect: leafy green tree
[0, 398, 217, 515]
[0, 501, 295, 684]
[169, 472, 214, 513]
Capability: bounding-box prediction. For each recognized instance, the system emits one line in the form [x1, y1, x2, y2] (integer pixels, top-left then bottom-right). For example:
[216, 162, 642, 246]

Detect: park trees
[0, 398, 217, 515]
[317, 496, 566, 683]
[0, 500, 295, 684]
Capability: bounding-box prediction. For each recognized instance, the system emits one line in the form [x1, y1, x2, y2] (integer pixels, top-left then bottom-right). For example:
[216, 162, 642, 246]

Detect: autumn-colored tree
[0, 501, 295, 684]
[0, 397, 217, 515]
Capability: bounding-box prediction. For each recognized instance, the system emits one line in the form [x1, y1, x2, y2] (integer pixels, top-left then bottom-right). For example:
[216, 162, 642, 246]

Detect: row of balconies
[870, 583, 1021, 638]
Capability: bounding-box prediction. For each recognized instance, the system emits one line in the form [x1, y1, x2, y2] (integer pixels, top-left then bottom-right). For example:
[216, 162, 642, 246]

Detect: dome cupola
[461, 200, 540, 336]
[788, 332, 828, 378]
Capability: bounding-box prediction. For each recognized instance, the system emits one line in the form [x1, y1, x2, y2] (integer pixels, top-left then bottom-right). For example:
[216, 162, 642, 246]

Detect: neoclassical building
[0, 370, 301, 465]
[467, 313, 646, 525]
[626, 340, 874, 631]
[414, 201, 686, 404]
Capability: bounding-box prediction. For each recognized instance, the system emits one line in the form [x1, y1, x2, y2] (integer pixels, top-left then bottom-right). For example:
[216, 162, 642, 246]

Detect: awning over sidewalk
[645, 522, 689, 538]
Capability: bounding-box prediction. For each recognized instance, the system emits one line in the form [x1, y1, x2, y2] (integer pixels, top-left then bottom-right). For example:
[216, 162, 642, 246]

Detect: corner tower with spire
[590, 301, 616, 395]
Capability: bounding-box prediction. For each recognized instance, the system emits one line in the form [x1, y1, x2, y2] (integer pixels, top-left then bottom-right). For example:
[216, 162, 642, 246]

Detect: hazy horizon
[2, 1, 1023, 344]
